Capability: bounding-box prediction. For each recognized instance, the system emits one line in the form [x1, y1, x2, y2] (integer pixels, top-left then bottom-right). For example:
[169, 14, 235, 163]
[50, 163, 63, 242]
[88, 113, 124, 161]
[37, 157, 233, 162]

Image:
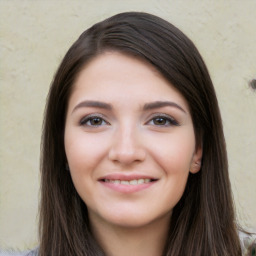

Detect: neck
[90, 215, 170, 256]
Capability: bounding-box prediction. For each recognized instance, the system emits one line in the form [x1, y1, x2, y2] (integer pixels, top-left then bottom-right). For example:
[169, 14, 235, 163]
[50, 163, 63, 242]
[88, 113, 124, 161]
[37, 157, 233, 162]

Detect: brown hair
[40, 12, 241, 255]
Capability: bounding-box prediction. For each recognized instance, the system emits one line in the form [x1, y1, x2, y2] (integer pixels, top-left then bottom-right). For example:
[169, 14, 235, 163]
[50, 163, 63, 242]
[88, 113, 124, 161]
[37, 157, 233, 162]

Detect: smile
[103, 178, 155, 185]
[99, 176, 158, 193]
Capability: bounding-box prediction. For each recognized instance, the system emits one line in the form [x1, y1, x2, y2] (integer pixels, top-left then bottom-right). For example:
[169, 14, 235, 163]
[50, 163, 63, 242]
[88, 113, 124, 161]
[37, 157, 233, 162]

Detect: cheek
[64, 131, 107, 202]
[155, 141, 193, 208]
[65, 129, 108, 170]
[147, 131, 196, 175]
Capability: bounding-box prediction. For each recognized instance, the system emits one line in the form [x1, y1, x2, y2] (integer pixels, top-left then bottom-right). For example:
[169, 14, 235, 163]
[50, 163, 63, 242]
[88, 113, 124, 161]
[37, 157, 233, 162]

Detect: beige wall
[0, 0, 255, 250]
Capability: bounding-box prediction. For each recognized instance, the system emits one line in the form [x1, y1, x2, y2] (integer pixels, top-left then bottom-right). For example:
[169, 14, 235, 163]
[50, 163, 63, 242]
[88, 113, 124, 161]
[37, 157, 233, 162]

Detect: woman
[22, 12, 255, 256]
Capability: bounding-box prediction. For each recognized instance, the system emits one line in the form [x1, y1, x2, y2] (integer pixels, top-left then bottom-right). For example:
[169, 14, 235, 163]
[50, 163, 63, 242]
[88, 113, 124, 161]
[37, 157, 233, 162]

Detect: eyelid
[146, 113, 180, 126]
[79, 113, 110, 126]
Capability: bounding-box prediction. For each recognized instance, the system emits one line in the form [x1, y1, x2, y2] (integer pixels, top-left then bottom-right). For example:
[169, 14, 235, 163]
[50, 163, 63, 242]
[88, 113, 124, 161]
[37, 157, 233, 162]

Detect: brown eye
[153, 117, 167, 125]
[80, 116, 108, 127]
[147, 115, 179, 127]
[90, 117, 103, 126]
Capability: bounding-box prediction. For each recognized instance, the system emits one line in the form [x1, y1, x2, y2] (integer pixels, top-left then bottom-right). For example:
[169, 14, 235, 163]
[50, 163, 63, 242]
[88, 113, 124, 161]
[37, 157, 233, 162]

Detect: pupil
[154, 118, 166, 125]
[91, 118, 102, 125]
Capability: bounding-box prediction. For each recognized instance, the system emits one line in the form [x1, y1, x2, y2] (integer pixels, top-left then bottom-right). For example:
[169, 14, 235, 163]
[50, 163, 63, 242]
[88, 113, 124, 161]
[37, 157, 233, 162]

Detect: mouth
[98, 175, 158, 193]
[100, 178, 157, 185]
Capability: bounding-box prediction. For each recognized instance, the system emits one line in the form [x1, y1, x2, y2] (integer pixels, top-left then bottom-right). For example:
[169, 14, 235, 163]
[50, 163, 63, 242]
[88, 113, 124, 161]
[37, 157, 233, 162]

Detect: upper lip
[98, 173, 158, 181]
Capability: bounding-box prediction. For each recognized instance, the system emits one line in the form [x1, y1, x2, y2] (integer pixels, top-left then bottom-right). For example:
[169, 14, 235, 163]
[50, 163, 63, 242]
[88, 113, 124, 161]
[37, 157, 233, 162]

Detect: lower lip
[99, 181, 157, 193]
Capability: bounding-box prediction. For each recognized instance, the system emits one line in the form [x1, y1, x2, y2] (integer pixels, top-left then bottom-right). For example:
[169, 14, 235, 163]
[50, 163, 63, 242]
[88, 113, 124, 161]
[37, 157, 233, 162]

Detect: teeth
[138, 179, 144, 184]
[121, 180, 129, 185]
[129, 179, 138, 185]
[104, 178, 152, 185]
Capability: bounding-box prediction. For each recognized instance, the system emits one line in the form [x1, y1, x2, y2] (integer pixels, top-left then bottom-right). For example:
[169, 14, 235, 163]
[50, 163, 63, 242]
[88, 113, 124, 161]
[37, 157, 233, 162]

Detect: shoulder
[239, 231, 256, 256]
[0, 248, 38, 256]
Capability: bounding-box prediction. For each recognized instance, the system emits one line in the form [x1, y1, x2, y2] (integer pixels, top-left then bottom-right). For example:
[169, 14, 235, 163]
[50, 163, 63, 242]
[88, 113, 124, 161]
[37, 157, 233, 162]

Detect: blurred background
[0, 0, 255, 250]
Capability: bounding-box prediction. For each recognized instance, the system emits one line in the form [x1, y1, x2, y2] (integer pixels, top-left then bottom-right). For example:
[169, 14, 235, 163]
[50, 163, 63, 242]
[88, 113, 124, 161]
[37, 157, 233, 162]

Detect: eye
[80, 115, 109, 127]
[147, 114, 179, 127]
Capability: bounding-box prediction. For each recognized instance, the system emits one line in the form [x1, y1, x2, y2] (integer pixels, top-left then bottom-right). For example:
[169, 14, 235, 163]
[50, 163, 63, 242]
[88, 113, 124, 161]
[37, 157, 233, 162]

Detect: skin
[64, 52, 202, 256]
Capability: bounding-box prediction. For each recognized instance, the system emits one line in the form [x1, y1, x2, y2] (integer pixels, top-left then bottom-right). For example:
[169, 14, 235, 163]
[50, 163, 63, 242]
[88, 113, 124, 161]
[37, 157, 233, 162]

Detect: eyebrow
[72, 100, 186, 114]
[72, 100, 112, 113]
[143, 101, 186, 113]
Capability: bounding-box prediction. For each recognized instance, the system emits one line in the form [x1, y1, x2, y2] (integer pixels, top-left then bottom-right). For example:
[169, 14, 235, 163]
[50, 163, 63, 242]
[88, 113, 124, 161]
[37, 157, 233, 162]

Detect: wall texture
[0, 0, 255, 250]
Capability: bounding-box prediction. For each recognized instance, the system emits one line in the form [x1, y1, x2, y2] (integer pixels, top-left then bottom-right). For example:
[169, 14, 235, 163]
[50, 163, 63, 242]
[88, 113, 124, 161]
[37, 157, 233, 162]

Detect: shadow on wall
[249, 78, 256, 91]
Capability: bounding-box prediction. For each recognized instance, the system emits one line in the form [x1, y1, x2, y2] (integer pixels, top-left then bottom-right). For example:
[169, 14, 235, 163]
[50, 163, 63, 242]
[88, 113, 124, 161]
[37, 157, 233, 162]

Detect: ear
[190, 145, 203, 174]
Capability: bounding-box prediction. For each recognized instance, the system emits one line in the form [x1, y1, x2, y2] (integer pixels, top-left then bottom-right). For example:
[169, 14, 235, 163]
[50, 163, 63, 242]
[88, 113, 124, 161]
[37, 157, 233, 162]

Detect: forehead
[69, 51, 189, 111]
[75, 51, 162, 87]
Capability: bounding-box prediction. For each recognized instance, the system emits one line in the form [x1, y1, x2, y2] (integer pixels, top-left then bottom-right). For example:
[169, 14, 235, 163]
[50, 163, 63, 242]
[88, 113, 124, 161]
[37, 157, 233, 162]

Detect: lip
[98, 173, 158, 193]
[98, 173, 157, 181]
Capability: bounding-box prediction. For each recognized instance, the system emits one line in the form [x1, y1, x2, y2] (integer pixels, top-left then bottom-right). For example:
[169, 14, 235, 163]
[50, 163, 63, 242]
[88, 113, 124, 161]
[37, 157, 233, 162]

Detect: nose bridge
[119, 122, 135, 147]
[108, 121, 145, 164]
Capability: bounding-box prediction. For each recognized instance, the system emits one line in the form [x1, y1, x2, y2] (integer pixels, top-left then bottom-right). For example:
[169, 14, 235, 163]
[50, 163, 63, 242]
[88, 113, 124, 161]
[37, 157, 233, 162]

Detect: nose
[108, 125, 146, 165]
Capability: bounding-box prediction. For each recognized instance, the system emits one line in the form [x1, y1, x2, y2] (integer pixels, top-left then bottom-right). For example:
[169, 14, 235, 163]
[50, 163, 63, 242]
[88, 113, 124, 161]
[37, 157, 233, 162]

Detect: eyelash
[80, 114, 109, 127]
[147, 114, 179, 127]
[79, 114, 179, 127]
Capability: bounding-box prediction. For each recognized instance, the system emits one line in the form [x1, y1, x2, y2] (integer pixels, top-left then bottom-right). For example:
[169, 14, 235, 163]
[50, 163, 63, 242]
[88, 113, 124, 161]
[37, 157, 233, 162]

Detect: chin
[108, 218, 155, 229]
[94, 208, 172, 230]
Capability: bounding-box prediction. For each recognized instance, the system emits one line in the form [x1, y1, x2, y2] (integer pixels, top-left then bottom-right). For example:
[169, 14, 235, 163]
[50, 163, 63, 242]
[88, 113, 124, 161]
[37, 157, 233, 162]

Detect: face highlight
[64, 52, 202, 230]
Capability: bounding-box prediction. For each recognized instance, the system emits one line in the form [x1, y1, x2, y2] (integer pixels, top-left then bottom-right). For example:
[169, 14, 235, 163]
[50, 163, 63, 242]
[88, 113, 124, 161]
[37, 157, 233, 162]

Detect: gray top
[0, 248, 38, 256]
[0, 232, 255, 256]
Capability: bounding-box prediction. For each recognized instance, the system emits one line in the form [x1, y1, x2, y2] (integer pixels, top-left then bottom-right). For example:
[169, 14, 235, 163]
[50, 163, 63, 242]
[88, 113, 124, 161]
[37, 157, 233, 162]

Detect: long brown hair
[40, 12, 241, 255]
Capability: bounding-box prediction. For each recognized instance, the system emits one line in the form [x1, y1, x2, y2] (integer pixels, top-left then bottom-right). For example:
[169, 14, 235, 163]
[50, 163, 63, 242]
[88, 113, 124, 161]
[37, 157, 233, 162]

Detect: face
[64, 52, 202, 230]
